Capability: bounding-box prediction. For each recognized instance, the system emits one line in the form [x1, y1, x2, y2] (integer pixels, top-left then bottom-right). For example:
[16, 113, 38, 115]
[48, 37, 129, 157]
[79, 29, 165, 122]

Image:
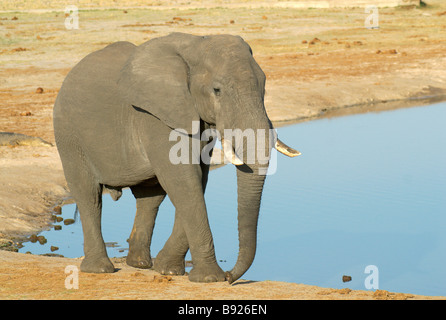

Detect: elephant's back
[54, 41, 136, 119]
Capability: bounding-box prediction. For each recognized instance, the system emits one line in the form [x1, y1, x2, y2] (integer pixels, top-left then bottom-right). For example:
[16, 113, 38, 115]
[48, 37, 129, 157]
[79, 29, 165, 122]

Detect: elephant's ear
[118, 35, 200, 134]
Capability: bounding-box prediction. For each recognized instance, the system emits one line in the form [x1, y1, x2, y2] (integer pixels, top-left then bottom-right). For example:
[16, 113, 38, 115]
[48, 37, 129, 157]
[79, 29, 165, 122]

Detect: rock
[152, 275, 173, 283]
[63, 219, 75, 225]
[12, 47, 27, 52]
[376, 49, 398, 54]
[37, 235, 47, 245]
[309, 37, 321, 45]
[29, 234, 38, 243]
[35, 87, 44, 94]
[373, 289, 390, 299]
[41, 253, 64, 257]
[342, 275, 352, 282]
[53, 205, 62, 215]
[338, 288, 351, 294]
[172, 17, 191, 22]
[0, 238, 13, 249]
[54, 225, 62, 231]
[50, 246, 59, 252]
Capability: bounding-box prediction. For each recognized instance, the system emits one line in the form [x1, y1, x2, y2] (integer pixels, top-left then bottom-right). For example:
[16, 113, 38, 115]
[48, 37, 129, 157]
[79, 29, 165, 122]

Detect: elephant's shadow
[229, 279, 258, 286]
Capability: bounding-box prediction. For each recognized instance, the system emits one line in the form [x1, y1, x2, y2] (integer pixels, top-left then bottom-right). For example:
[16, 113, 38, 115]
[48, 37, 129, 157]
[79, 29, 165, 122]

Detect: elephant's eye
[213, 88, 221, 96]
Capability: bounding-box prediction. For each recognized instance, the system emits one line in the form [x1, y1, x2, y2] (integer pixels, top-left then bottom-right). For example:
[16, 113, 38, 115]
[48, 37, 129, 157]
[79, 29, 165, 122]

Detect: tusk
[222, 138, 244, 165]
[275, 139, 301, 157]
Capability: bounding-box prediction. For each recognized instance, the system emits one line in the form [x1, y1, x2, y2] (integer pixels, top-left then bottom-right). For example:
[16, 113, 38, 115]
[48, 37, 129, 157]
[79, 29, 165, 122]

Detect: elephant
[53, 32, 300, 283]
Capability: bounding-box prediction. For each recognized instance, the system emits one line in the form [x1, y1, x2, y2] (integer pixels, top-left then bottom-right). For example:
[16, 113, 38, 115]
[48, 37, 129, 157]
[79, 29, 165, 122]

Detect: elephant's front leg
[126, 183, 166, 269]
[154, 162, 211, 277]
[177, 184, 225, 282]
[155, 166, 225, 282]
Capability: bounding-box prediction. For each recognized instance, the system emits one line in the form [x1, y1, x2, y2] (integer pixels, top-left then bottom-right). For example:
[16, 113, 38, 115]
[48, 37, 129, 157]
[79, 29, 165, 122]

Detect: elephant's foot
[153, 253, 185, 276]
[126, 246, 152, 269]
[188, 263, 226, 283]
[80, 256, 115, 273]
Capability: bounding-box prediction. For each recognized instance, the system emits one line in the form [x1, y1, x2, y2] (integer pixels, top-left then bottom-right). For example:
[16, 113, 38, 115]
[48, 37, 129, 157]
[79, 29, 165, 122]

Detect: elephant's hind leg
[126, 183, 166, 269]
[153, 213, 189, 276]
[57, 135, 114, 273]
[66, 169, 113, 273]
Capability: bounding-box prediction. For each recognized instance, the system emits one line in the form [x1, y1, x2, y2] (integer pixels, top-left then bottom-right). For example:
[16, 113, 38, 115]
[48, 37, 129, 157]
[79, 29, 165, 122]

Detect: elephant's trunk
[226, 165, 266, 284]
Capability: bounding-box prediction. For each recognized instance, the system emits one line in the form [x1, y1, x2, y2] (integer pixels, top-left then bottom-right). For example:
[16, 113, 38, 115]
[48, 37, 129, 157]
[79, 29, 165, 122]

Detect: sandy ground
[1, 0, 446, 300]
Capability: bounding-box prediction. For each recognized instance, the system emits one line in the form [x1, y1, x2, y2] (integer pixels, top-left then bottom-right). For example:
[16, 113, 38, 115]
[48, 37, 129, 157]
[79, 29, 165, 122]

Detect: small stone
[54, 225, 62, 230]
[50, 246, 59, 252]
[373, 289, 390, 299]
[342, 275, 352, 282]
[64, 219, 75, 225]
[338, 288, 351, 294]
[29, 234, 38, 243]
[35, 87, 44, 94]
[37, 235, 47, 245]
[53, 205, 62, 215]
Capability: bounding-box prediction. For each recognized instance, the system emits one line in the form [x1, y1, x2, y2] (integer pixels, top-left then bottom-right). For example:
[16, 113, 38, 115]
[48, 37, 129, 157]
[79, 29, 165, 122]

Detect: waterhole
[20, 101, 446, 296]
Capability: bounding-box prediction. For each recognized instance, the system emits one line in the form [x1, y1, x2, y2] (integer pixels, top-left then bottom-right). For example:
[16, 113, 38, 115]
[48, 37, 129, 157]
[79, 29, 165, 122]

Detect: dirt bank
[1, 0, 446, 299]
[1, 250, 445, 300]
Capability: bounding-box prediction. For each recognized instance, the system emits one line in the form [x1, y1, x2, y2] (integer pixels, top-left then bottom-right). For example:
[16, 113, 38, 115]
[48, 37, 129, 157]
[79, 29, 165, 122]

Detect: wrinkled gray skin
[54, 33, 289, 283]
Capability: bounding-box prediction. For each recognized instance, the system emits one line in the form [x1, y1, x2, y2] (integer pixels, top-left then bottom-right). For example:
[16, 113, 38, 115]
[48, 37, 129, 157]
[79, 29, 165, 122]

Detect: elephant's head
[119, 32, 300, 283]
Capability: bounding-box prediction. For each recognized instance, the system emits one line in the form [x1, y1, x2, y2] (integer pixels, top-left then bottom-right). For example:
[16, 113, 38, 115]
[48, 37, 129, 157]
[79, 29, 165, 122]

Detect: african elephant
[53, 32, 299, 283]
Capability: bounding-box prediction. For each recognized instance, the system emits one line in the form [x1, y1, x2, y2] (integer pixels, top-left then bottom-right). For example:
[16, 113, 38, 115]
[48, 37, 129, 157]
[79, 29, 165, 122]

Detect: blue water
[20, 102, 446, 296]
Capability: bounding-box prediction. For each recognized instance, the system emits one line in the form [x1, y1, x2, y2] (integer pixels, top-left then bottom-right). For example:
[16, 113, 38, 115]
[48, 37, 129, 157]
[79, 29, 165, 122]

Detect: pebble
[64, 219, 75, 225]
[53, 205, 62, 215]
[37, 235, 47, 245]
